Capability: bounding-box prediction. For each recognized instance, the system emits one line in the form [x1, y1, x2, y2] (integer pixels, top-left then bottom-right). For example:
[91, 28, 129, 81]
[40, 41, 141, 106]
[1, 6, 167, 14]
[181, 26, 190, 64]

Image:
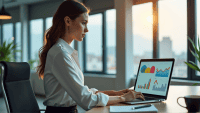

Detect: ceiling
[3, 0, 15, 4]
[0, 0, 53, 8]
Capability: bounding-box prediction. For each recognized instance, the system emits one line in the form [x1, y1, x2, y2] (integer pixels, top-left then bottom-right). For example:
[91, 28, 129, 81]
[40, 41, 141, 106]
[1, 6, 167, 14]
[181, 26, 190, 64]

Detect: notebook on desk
[121, 58, 175, 105]
[110, 104, 158, 113]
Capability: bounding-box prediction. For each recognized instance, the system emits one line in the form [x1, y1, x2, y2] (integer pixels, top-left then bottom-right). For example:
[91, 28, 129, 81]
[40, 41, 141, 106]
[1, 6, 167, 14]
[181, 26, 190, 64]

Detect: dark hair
[36, 0, 90, 80]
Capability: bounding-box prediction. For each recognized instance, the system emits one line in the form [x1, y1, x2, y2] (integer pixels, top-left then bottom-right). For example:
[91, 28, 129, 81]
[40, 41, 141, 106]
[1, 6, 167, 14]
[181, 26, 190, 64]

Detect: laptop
[121, 58, 175, 105]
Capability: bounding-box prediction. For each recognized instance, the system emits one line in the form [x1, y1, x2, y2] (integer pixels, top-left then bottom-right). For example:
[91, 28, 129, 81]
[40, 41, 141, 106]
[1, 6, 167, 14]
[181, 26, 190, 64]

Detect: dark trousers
[45, 105, 78, 113]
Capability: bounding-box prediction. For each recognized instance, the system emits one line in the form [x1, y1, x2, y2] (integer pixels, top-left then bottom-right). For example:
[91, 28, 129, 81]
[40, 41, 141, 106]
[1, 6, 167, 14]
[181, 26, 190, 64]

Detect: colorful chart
[155, 67, 170, 77]
[140, 65, 155, 73]
[154, 80, 158, 85]
[152, 83, 167, 92]
[138, 78, 151, 89]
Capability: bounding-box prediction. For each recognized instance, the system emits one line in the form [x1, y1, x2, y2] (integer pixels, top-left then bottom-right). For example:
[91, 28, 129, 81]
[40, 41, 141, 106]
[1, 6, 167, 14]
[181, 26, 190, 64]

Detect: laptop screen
[134, 60, 174, 96]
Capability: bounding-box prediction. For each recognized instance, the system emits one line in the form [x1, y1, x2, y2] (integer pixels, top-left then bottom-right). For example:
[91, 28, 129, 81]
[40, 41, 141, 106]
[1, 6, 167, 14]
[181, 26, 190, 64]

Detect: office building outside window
[3, 23, 14, 57]
[158, 0, 187, 78]
[30, 19, 43, 71]
[132, 3, 153, 76]
[46, 17, 53, 31]
[3, 23, 13, 44]
[86, 13, 103, 71]
[15, 22, 22, 62]
[106, 9, 116, 74]
[45, 17, 52, 45]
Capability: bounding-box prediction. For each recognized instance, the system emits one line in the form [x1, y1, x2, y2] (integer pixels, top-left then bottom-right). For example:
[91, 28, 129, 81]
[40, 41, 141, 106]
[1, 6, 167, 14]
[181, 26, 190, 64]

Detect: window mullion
[153, 0, 159, 58]
[103, 11, 107, 74]
[13, 23, 16, 61]
[188, 0, 198, 80]
[28, 21, 31, 61]
[43, 18, 46, 46]
[83, 31, 86, 73]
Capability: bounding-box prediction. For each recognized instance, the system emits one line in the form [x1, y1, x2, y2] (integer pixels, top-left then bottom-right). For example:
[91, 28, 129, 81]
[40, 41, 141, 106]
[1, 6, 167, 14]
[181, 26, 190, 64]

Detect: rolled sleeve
[96, 93, 109, 106]
[90, 88, 98, 94]
[85, 85, 98, 94]
[51, 52, 108, 111]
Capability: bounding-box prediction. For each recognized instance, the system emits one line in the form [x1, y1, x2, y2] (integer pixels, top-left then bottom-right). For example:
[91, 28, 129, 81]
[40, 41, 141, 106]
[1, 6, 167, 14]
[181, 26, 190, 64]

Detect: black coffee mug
[177, 95, 200, 112]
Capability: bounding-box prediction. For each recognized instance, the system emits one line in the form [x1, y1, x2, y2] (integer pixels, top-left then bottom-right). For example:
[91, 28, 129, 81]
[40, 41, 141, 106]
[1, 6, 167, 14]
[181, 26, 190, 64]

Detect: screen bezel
[133, 58, 175, 100]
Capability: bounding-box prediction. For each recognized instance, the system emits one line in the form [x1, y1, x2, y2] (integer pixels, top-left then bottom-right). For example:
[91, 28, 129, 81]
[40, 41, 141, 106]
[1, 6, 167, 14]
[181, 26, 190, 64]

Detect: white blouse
[43, 38, 109, 111]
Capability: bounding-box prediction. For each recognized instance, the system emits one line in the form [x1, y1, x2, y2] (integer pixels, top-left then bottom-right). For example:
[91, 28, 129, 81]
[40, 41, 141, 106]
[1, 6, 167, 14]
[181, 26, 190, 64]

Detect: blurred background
[0, 0, 199, 112]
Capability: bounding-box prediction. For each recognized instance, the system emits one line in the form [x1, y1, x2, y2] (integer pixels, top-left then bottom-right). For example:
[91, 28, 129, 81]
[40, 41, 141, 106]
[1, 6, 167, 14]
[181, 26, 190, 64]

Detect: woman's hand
[95, 89, 136, 96]
[106, 89, 136, 96]
[117, 89, 136, 96]
[95, 90, 124, 96]
[121, 91, 145, 102]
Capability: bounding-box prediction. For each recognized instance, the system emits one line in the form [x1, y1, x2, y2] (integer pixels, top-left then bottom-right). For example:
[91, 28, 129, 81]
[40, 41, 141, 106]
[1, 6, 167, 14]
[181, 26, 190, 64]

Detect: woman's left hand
[96, 89, 136, 96]
[116, 89, 136, 96]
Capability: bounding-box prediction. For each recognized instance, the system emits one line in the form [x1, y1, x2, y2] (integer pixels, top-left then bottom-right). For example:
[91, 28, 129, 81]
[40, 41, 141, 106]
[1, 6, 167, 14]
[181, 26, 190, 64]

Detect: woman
[36, 0, 145, 113]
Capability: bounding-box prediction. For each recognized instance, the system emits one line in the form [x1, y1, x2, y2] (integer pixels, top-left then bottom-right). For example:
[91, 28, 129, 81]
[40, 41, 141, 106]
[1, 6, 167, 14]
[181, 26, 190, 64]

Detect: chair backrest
[0, 61, 40, 113]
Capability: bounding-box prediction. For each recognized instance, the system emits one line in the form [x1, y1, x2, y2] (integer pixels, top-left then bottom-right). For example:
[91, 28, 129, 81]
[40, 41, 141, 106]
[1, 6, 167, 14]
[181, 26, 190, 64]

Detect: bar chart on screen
[138, 78, 151, 89]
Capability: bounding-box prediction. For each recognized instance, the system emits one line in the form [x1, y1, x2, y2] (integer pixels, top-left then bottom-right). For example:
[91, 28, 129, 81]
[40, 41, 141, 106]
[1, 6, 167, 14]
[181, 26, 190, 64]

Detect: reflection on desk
[86, 86, 200, 113]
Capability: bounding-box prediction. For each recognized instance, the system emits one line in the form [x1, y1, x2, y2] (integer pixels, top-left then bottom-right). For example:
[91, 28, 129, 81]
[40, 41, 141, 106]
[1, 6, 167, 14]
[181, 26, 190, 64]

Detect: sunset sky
[89, 0, 190, 56]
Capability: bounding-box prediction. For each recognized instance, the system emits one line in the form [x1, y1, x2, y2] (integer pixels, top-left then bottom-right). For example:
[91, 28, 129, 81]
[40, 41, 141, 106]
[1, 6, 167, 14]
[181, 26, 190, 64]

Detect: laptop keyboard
[145, 97, 155, 100]
[138, 97, 158, 100]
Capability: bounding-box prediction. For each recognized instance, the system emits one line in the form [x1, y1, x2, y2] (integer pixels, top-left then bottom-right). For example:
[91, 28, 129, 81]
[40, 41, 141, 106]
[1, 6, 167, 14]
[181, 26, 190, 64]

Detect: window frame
[83, 11, 114, 75]
[0, 0, 199, 81]
[133, 0, 200, 81]
[83, 0, 200, 81]
[29, 18, 44, 63]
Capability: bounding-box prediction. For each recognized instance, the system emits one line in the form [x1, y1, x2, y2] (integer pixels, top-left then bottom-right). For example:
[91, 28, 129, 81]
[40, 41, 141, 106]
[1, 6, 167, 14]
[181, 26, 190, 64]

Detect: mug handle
[177, 97, 187, 108]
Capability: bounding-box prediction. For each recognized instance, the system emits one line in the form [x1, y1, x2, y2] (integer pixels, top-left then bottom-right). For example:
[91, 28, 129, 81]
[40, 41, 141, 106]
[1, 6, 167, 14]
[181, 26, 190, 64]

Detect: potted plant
[184, 35, 200, 86]
[0, 39, 37, 96]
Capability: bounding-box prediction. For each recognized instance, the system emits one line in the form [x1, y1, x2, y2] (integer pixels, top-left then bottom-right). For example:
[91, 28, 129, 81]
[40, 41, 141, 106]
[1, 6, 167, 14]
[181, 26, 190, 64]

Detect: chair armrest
[39, 109, 46, 111]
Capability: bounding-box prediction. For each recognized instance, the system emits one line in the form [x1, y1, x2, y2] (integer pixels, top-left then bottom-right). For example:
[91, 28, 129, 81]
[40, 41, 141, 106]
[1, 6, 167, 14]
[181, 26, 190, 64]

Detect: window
[106, 9, 116, 74]
[45, 17, 52, 45]
[15, 22, 22, 62]
[3, 23, 14, 56]
[85, 13, 103, 72]
[132, 3, 153, 76]
[3, 23, 13, 44]
[46, 17, 53, 31]
[158, 0, 187, 78]
[30, 19, 43, 70]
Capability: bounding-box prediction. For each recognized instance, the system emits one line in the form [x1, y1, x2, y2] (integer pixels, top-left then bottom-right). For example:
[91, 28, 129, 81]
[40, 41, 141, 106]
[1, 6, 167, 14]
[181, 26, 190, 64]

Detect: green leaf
[0, 40, 23, 62]
[189, 49, 200, 62]
[192, 83, 198, 86]
[198, 35, 200, 53]
[3, 41, 6, 48]
[184, 62, 200, 71]
[188, 36, 200, 58]
[13, 50, 22, 53]
[198, 35, 200, 57]
[188, 61, 200, 71]
[11, 44, 16, 50]
[6, 41, 14, 51]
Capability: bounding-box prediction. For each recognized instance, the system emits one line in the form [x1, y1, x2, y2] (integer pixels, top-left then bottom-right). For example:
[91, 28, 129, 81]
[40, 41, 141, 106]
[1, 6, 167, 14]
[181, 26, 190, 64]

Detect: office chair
[0, 61, 46, 113]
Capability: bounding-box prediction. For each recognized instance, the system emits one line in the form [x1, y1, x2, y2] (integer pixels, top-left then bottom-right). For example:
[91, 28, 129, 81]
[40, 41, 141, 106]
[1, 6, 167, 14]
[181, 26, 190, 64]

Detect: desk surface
[86, 86, 200, 113]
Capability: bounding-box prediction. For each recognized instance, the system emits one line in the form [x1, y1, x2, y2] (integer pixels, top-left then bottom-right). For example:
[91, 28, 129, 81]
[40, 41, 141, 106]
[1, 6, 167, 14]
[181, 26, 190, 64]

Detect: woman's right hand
[121, 91, 145, 102]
